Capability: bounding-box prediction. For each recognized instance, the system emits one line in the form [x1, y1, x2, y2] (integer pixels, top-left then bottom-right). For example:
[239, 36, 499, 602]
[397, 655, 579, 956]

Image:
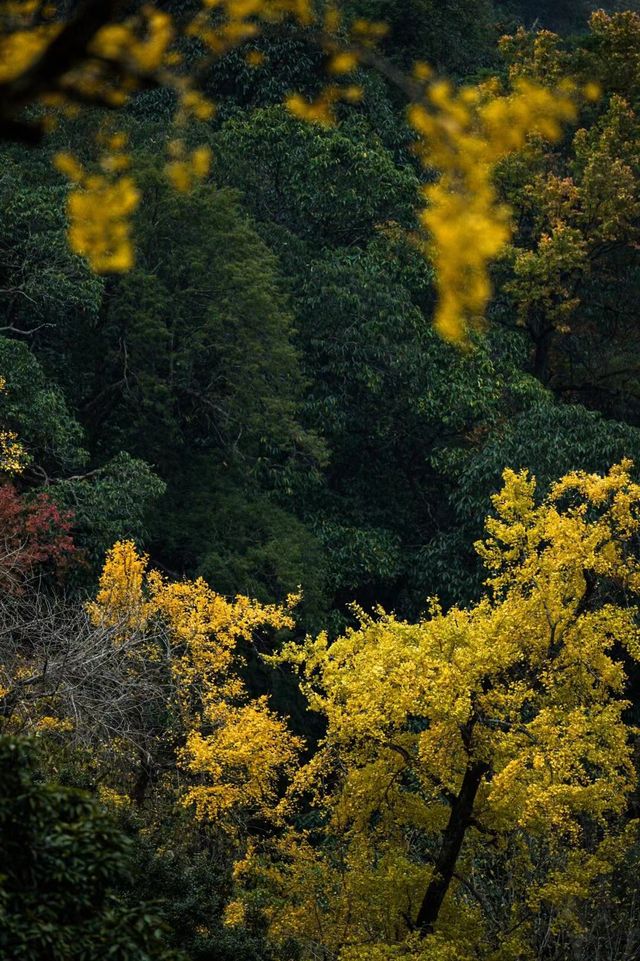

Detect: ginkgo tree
[0, 531, 302, 825]
[224, 460, 640, 960]
[88, 540, 303, 826]
[0, 0, 594, 341]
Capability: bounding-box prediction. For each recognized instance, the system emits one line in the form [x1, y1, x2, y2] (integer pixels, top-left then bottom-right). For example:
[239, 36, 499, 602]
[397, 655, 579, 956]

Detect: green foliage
[204, 89, 640, 616]
[213, 106, 418, 247]
[129, 819, 276, 961]
[55, 452, 166, 566]
[163, 467, 327, 620]
[0, 337, 164, 570]
[0, 736, 181, 961]
[0, 145, 103, 334]
[47, 161, 325, 604]
[203, 23, 326, 118]
[496, 0, 619, 32]
[0, 336, 87, 474]
[291, 238, 468, 610]
[346, 0, 498, 71]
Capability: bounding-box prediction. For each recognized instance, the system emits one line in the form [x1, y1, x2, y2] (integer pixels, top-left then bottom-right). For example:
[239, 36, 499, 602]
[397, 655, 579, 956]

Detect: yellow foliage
[0, 23, 60, 82]
[165, 143, 212, 193]
[496, 14, 640, 351]
[92, 8, 174, 73]
[0, 430, 28, 475]
[90, 540, 301, 830]
[286, 84, 363, 126]
[408, 78, 577, 342]
[54, 145, 140, 272]
[183, 699, 302, 821]
[242, 461, 640, 958]
[223, 898, 246, 927]
[35, 715, 75, 733]
[96, 785, 132, 809]
[0, 377, 28, 474]
[88, 539, 151, 634]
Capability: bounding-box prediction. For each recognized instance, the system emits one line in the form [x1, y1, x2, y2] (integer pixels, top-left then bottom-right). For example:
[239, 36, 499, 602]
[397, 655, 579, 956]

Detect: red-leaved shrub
[0, 485, 78, 591]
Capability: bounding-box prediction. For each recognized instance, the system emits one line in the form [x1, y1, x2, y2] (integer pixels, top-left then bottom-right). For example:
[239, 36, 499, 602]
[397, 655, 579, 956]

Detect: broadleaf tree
[226, 461, 640, 960]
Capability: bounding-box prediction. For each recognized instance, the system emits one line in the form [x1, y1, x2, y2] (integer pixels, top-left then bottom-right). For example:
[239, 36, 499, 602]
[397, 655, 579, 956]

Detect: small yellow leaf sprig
[91, 6, 175, 74]
[165, 140, 213, 193]
[0, 431, 28, 475]
[407, 77, 578, 343]
[286, 83, 363, 126]
[0, 23, 61, 83]
[0, 0, 60, 81]
[54, 134, 140, 273]
[0, 376, 28, 475]
[284, 8, 384, 125]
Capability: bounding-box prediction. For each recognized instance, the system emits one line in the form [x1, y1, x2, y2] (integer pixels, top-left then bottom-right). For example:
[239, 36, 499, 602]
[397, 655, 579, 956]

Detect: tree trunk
[533, 326, 552, 384]
[415, 760, 489, 936]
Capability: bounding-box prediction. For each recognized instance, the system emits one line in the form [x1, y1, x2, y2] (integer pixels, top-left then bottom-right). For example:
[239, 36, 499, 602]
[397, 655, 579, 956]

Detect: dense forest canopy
[2, 2, 640, 960]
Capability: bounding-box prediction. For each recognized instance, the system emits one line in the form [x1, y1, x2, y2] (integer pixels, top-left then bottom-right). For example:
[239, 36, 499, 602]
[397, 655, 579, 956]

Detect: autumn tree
[228, 461, 640, 960]
[84, 540, 302, 823]
[0, 368, 79, 590]
[0, 483, 77, 591]
[494, 12, 640, 386]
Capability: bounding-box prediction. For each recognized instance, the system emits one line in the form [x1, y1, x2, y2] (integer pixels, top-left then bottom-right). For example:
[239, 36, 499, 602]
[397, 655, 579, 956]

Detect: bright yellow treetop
[89, 539, 302, 829]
